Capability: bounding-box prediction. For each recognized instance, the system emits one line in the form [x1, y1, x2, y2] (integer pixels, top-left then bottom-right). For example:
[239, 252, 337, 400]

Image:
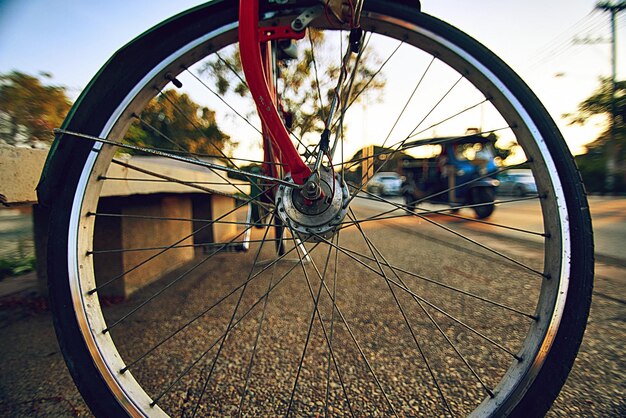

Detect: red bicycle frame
[239, 0, 312, 185]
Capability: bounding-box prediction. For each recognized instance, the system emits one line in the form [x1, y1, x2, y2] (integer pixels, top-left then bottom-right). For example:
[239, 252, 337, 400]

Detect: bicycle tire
[40, 1, 593, 417]
[471, 188, 495, 219]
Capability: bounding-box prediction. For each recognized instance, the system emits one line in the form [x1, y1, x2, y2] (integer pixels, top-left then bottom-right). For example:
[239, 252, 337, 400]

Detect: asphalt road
[351, 194, 625, 417]
[0, 196, 623, 417]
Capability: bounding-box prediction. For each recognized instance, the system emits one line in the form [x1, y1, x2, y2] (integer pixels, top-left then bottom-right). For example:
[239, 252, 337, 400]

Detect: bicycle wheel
[40, 1, 593, 417]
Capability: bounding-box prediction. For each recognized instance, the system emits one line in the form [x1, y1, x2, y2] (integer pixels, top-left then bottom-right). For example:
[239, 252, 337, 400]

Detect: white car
[497, 169, 538, 196]
[366, 172, 403, 196]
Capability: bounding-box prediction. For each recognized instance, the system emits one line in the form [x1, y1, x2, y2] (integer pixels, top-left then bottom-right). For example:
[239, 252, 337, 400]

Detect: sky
[0, 0, 624, 156]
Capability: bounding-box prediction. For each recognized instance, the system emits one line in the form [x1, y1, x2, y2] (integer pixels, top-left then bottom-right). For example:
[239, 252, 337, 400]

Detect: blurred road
[587, 197, 626, 264]
[353, 194, 626, 264]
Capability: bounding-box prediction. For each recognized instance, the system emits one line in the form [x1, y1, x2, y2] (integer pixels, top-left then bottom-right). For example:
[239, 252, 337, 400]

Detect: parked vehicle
[497, 169, 537, 196]
[366, 172, 403, 196]
[400, 134, 499, 219]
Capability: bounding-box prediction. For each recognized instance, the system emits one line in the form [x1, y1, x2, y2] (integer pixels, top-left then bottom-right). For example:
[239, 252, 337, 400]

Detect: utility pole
[596, 1, 625, 193]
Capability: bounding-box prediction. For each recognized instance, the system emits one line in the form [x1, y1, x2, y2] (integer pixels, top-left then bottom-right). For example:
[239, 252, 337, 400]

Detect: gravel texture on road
[0, 214, 623, 417]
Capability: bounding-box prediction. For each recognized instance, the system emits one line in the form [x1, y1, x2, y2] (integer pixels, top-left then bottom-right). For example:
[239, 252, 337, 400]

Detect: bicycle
[38, 1, 594, 416]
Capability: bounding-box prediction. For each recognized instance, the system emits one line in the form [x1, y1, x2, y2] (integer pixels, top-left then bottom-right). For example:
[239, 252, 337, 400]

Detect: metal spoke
[133, 113, 191, 155]
[129, 117, 283, 168]
[89, 238, 283, 255]
[285, 237, 335, 416]
[347, 73, 465, 203]
[289, 231, 398, 416]
[148, 242, 322, 406]
[156, 86, 242, 171]
[237, 256, 278, 416]
[324, 233, 344, 417]
[336, 244, 536, 319]
[337, 127, 509, 173]
[349, 187, 545, 237]
[88, 185, 276, 294]
[184, 67, 263, 135]
[413, 194, 540, 214]
[311, 233, 523, 360]
[88, 211, 274, 227]
[56, 128, 297, 190]
[348, 186, 545, 276]
[329, 32, 371, 158]
[103, 222, 257, 333]
[344, 194, 546, 238]
[402, 165, 534, 207]
[331, 40, 404, 129]
[124, 239, 320, 376]
[104, 139, 285, 165]
[381, 56, 436, 149]
[285, 230, 356, 418]
[99, 177, 264, 186]
[190, 213, 276, 417]
[357, 214, 496, 399]
[216, 51, 248, 90]
[386, 275, 523, 360]
[348, 160, 519, 216]
[313, 29, 368, 172]
[347, 210, 454, 416]
[210, 53, 310, 155]
[406, 75, 464, 139]
[342, 205, 546, 238]
[110, 158, 251, 201]
[406, 98, 490, 141]
[308, 29, 327, 122]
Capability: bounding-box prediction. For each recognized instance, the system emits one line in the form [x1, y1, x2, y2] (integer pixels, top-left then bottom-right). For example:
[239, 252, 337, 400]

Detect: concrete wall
[0, 147, 248, 298]
[210, 195, 238, 244]
[36, 191, 240, 298]
[100, 155, 249, 198]
[0, 146, 47, 204]
[93, 194, 196, 297]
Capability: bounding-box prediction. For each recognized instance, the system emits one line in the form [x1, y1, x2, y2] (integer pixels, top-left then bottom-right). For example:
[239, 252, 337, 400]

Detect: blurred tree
[566, 77, 626, 192]
[0, 71, 71, 147]
[566, 77, 626, 125]
[201, 30, 386, 142]
[125, 89, 233, 160]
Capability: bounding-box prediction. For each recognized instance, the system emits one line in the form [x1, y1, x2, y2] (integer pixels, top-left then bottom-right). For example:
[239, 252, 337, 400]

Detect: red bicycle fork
[239, 0, 312, 185]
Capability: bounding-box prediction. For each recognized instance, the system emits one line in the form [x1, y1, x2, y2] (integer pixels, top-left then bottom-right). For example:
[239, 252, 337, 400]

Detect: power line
[525, 11, 606, 72]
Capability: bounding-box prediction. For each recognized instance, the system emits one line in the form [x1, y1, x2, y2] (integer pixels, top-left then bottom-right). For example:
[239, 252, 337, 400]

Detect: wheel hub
[276, 167, 349, 241]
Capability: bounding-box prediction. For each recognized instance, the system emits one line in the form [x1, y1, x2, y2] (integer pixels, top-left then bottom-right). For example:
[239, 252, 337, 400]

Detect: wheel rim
[62, 6, 571, 417]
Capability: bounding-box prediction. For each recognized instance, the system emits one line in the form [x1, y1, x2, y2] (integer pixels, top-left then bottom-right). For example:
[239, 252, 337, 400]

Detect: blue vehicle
[400, 134, 500, 219]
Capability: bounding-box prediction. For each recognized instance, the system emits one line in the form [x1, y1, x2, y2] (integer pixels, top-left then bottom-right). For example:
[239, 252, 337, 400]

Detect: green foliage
[575, 130, 626, 193]
[565, 77, 626, 155]
[0, 256, 36, 281]
[575, 151, 608, 193]
[566, 77, 626, 193]
[200, 30, 386, 141]
[0, 71, 71, 146]
[124, 89, 233, 160]
[566, 77, 626, 126]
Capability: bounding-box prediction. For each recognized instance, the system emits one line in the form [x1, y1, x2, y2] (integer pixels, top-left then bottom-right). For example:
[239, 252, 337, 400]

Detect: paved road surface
[350, 194, 625, 417]
[0, 196, 623, 417]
